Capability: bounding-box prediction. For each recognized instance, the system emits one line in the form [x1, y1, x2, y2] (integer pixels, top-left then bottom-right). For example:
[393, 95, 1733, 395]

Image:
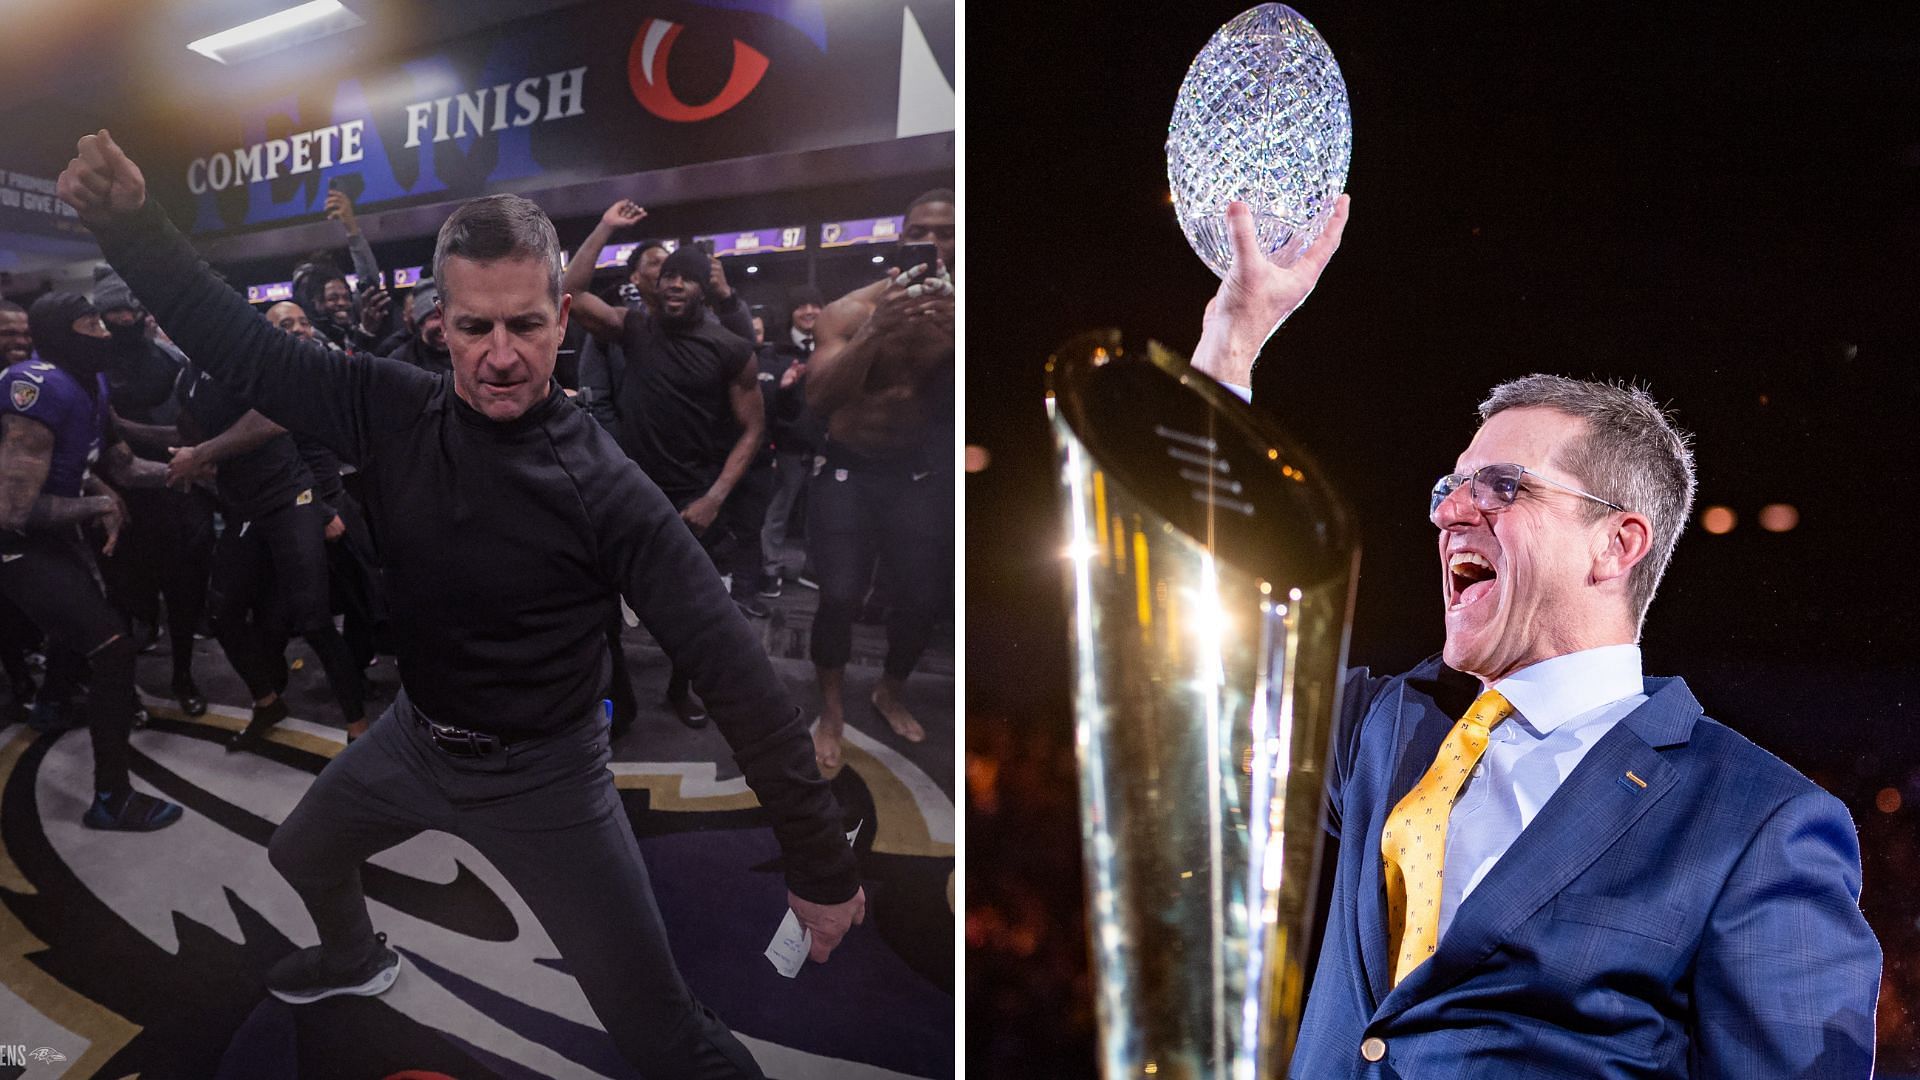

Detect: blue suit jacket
[1290, 656, 1881, 1079]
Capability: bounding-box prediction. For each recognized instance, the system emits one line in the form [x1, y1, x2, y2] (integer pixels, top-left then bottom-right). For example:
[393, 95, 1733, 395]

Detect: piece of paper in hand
[619, 597, 639, 628]
[765, 908, 812, 978]
[765, 818, 859, 977]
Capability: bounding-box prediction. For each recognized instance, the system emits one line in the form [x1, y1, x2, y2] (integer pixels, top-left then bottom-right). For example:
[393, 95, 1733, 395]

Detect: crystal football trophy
[1050, 7, 1357, 1078]
[1167, 4, 1352, 277]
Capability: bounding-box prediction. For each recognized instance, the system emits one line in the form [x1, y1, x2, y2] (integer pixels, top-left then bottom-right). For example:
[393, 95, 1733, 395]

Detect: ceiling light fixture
[188, 0, 365, 65]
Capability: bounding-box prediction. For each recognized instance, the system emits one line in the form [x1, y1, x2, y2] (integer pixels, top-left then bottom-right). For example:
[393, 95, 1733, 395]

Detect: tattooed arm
[164, 409, 283, 491]
[99, 436, 167, 490]
[81, 473, 129, 554]
[0, 415, 113, 533]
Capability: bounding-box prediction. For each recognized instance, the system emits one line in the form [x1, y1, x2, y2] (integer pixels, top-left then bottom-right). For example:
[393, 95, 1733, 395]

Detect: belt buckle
[427, 724, 467, 757]
[425, 717, 497, 758]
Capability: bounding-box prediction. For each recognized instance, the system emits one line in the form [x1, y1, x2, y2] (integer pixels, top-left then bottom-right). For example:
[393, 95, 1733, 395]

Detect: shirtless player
[805, 189, 955, 773]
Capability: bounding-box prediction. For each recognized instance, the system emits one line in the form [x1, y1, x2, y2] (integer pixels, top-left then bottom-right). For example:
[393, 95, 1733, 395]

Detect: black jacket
[96, 200, 858, 905]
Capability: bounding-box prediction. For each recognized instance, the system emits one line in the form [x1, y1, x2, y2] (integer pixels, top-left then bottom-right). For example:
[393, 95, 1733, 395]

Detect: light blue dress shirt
[1434, 644, 1647, 943]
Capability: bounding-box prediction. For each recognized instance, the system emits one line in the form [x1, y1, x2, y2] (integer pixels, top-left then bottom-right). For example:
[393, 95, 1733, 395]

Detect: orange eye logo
[628, 18, 771, 122]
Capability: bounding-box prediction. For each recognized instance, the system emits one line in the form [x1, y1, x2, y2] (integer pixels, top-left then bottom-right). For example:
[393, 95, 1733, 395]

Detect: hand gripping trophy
[1048, 6, 1354, 1078]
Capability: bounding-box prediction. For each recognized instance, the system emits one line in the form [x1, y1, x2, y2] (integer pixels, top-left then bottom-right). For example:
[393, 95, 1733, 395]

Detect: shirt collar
[790, 326, 812, 348]
[1493, 644, 1643, 734]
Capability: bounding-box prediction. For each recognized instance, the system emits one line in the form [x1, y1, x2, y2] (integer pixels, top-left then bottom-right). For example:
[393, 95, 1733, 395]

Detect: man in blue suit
[1191, 196, 1881, 1078]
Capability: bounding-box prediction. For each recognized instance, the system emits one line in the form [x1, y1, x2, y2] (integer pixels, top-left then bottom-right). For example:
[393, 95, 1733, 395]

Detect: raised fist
[600, 199, 647, 231]
[57, 130, 147, 226]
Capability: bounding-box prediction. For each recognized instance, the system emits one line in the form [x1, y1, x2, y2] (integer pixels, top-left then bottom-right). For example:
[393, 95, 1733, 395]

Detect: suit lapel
[1371, 676, 1700, 1021]
[1357, 664, 1478, 1008]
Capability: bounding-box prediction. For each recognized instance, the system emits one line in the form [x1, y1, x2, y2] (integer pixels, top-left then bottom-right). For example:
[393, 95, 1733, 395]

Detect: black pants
[0, 534, 138, 794]
[0, 593, 40, 689]
[266, 692, 765, 1078]
[662, 480, 769, 703]
[806, 449, 952, 678]
[603, 610, 639, 726]
[35, 643, 91, 705]
[725, 462, 775, 598]
[208, 501, 364, 722]
[98, 486, 215, 685]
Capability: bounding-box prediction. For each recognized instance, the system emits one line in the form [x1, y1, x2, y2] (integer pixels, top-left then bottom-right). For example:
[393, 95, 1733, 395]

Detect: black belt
[411, 707, 532, 758]
[818, 439, 949, 479]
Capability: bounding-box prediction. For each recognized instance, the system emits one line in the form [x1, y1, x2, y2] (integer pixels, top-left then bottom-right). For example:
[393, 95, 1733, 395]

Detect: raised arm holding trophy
[1054, 5, 1881, 1078]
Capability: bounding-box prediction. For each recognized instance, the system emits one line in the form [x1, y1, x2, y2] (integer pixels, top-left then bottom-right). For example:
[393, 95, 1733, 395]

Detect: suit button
[1360, 1036, 1387, 1062]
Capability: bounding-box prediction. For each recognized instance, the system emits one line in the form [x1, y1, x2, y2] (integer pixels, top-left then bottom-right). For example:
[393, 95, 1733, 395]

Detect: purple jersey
[3, 356, 109, 498]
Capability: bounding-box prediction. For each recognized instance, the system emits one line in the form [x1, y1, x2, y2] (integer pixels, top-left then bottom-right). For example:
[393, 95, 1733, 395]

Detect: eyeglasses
[1429, 462, 1627, 523]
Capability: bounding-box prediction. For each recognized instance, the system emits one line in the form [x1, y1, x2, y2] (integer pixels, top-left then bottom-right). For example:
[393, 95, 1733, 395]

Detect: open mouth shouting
[1448, 549, 1499, 611]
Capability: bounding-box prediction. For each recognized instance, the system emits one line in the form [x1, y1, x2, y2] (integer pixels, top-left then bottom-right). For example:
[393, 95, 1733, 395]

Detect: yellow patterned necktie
[1381, 688, 1514, 986]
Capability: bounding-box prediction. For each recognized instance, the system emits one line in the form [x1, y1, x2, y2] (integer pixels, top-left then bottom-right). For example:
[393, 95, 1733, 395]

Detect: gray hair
[1478, 374, 1697, 632]
[431, 194, 563, 309]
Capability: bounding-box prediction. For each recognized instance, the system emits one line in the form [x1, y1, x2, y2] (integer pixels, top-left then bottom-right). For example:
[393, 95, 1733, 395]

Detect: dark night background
[964, 3, 1920, 1074]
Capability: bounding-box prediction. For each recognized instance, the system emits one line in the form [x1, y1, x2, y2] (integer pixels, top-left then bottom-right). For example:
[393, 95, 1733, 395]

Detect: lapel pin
[1616, 770, 1649, 794]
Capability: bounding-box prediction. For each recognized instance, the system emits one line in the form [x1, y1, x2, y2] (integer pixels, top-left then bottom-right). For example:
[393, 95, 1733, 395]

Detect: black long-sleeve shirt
[97, 200, 856, 904]
[292, 432, 346, 515]
[177, 361, 316, 522]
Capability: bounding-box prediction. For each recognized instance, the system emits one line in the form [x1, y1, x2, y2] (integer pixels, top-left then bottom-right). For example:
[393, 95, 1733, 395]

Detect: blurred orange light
[1877, 787, 1902, 814]
[1701, 506, 1736, 534]
[1758, 503, 1799, 532]
[966, 753, 1000, 814]
[965, 445, 991, 473]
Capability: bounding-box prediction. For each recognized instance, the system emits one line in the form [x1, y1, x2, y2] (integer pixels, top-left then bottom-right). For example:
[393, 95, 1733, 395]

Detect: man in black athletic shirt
[64, 129, 862, 1079]
[169, 333, 368, 748]
[565, 239, 770, 727]
[266, 300, 387, 686]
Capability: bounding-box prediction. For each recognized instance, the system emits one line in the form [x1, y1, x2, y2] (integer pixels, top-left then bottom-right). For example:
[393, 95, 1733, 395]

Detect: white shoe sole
[269, 952, 402, 1004]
